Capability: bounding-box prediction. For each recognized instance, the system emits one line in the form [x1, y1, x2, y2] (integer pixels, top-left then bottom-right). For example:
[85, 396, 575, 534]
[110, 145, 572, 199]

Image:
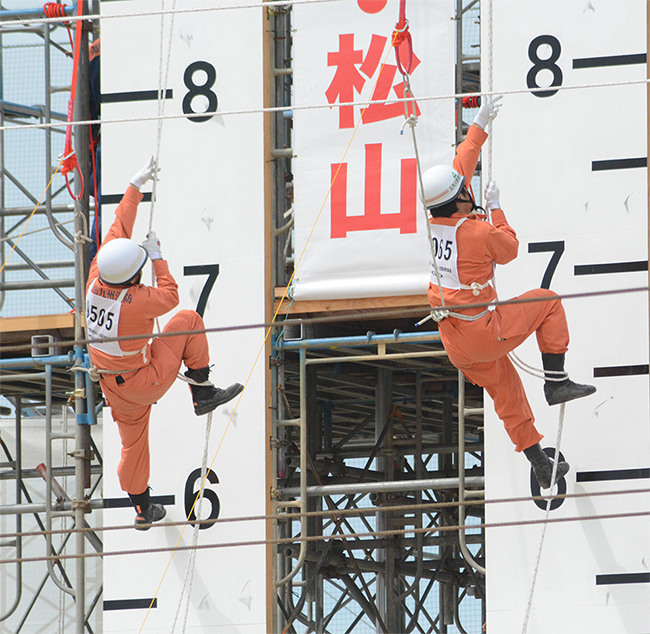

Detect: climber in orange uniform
[421, 96, 596, 489]
[86, 158, 243, 529]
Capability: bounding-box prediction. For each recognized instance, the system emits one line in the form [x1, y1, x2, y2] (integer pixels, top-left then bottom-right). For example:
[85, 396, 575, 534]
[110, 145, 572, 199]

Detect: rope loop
[470, 282, 483, 296]
[392, 20, 413, 76]
[74, 230, 93, 245]
[43, 2, 68, 20]
[61, 158, 84, 201]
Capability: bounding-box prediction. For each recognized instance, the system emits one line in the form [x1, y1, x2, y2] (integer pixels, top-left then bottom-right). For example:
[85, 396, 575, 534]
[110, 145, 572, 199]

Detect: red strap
[90, 135, 99, 249]
[61, 0, 84, 201]
[392, 0, 413, 76]
[463, 95, 481, 109]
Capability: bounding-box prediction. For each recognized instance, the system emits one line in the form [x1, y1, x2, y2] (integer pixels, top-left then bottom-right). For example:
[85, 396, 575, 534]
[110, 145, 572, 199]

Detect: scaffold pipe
[280, 476, 485, 499]
[0, 7, 73, 21]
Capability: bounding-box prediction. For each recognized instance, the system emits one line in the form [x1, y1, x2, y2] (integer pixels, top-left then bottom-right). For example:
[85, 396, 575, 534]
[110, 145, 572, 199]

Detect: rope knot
[392, 19, 410, 47]
[400, 114, 418, 135]
[430, 309, 450, 322]
[470, 282, 482, 296]
[392, 18, 413, 75]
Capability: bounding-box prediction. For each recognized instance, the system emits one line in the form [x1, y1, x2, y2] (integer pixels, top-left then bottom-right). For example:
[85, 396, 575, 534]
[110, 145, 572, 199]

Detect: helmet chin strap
[470, 201, 487, 216]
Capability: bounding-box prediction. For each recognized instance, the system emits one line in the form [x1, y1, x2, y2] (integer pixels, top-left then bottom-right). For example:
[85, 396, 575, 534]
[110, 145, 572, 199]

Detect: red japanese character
[331, 143, 417, 238]
[326, 34, 366, 129]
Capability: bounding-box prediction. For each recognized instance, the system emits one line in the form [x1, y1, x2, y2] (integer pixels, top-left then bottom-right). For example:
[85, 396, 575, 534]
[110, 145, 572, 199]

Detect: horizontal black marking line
[104, 598, 157, 611]
[592, 157, 647, 171]
[596, 572, 650, 585]
[102, 192, 152, 205]
[101, 89, 173, 104]
[573, 53, 646, 69]
[574, 261, 648, 275]
[593, 365, 649, 378]
[577, 468, 650, 483]
[103, 495, 174, 509]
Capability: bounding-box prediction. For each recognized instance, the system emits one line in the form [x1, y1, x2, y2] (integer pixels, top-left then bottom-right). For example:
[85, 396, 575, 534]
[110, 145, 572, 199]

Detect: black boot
[129, 488, 166, 531]
[523, 443, 570, 489]
[185, 367, 244, 416]
[542, 353, 597, 406]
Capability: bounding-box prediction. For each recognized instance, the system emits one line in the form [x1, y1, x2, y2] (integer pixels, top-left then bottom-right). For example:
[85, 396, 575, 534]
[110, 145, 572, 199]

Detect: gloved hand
[130, 156, 160, 191]
[473, 95, 503, 130]
[483, 180, 501, 211]
[142, 231, 162, 260]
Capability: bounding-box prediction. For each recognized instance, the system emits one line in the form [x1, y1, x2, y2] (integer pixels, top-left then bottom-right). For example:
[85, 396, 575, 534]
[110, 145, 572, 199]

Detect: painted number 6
[184, 467, 221, 530]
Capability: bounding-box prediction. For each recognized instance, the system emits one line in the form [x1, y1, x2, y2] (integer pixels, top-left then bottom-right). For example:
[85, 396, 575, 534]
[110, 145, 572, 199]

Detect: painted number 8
[527, 35, 563, 98]
[183, 61, 218, 123]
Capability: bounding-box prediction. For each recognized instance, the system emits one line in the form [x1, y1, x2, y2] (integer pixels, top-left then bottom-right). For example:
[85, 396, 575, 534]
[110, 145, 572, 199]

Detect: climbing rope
[171, 411, 212, 634]
[149, 0, 177, 233]
[391, 9, 488, 326]
[521, 403, 566, 634]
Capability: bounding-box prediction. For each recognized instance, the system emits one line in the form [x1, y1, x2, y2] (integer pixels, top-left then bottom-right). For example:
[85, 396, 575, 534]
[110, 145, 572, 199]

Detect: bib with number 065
[428, 218, 467, 290]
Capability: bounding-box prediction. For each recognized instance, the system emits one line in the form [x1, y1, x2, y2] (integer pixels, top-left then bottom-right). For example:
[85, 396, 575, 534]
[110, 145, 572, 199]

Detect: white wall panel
[100, 1, 266, 631]
[483, 2, 650, 632]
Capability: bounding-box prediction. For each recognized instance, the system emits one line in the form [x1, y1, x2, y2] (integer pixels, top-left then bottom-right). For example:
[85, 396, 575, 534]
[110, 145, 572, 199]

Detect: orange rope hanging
[59, 0, 85, 201]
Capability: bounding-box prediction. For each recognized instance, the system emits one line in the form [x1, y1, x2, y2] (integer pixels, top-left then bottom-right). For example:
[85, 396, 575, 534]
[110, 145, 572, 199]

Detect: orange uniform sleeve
[453, 124, 488, 181]
[484, 209, 518, 265]
[87, 185, 144, 288]
[125, 259, 180, 319]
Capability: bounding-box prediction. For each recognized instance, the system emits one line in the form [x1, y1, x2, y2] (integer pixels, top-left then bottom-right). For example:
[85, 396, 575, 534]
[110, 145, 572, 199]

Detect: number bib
[86, 279, 127, 357]
[428, 218, 465, 290]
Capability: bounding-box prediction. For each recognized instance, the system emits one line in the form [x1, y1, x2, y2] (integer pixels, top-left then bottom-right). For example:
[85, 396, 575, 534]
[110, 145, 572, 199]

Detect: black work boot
[542, 353, 597, 406]
[185, 367, 244, 416]
[129, 488, 166, 531]
[523, 443, 570, 489]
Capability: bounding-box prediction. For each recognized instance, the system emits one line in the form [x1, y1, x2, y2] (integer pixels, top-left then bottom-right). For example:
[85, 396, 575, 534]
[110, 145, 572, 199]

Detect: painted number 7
[528, 241, 564, 289]
[183, 264, 219, 318]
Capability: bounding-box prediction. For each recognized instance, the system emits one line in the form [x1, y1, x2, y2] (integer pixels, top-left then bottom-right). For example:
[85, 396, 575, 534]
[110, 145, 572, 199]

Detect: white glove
[130, 156, 160, 191]
[142, 231, 162, 260]
[473, 95, 503, 130]
[483, 180, 501, 211]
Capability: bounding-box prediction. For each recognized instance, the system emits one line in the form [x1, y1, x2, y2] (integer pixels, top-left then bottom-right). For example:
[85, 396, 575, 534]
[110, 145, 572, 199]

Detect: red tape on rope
[392, 0, 413, 76]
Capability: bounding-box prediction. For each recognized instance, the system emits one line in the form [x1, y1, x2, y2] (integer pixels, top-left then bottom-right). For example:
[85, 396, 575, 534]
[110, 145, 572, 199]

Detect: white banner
[293, 0, 455, 300]
[100, 1, 267, 632]
[483, 2, 650, 632]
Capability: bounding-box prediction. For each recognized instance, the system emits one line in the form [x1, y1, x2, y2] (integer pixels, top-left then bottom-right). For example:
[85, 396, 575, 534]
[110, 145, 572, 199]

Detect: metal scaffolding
[0, 3, 101, 633]
[268, 1, 486, 631]
[271, 329, 486, 633]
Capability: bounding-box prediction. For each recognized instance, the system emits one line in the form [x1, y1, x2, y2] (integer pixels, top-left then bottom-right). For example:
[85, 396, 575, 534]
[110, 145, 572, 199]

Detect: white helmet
[421, 165, 465, 209]
[96, 238, 148, 285]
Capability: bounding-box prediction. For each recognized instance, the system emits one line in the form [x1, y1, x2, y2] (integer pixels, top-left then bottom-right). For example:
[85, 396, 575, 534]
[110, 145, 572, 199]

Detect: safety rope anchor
[416, 309, 449, 327]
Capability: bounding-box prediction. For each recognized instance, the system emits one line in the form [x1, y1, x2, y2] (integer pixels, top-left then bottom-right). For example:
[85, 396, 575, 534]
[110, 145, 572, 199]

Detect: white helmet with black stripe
[96, 238, 148, 285]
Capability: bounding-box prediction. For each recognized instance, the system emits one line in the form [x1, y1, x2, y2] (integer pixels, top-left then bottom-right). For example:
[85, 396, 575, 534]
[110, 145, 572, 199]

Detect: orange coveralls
[427, 125, 569, 452]
[86, 185, 210, 495]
